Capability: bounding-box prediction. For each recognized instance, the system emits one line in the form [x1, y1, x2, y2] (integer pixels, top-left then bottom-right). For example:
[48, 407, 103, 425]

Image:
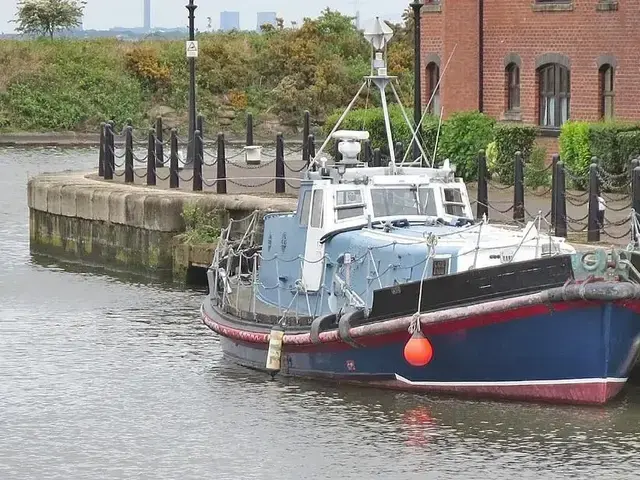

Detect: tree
[13, 0, 86, 39]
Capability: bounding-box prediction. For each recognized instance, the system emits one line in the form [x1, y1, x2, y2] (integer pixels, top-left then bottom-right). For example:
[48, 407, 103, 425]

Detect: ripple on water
[1, 147, 640, 479]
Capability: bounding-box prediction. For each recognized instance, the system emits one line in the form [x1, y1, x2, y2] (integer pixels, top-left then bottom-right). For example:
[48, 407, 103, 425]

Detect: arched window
[538, 63, 570, 127]
[599, 64, 614, 120]
[426, 62, 440, 115]
[506, 63, 520, 112]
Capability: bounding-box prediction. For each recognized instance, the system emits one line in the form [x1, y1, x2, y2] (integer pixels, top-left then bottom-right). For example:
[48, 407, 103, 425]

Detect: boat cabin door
[302, 188, 326, 291]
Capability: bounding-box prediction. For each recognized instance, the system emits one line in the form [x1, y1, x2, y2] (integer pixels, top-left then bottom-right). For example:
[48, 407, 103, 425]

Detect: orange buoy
[403, 330, 433, 367]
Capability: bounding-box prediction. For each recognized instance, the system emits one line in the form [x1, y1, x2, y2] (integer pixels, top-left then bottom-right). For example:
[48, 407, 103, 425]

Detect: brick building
[419, 0, 637, 150]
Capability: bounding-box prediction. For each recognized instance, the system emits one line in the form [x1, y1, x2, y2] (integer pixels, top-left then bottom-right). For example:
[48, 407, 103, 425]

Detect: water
[1, 146, 640, 480]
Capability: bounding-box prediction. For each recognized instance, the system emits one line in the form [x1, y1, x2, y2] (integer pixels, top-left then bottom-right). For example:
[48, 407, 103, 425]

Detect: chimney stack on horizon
[144, 0, 151, 31]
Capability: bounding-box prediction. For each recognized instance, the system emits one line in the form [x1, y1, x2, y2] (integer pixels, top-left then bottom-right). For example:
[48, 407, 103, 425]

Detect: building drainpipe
[478, 0, 484, 112]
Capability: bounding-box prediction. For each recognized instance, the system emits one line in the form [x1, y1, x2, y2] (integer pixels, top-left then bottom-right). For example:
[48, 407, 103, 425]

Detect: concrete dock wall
[27, 172, 296, 281]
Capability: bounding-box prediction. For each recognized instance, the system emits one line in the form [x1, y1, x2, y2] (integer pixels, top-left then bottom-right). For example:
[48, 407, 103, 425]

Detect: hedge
[559, 121, 640, 189]
[324, 108, 535, 182]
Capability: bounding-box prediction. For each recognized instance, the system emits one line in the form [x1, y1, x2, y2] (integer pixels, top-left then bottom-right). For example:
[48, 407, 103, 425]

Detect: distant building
[144, 0, 151, 31]
[220, 11, 240, 32]
[256, 11, 277, 31]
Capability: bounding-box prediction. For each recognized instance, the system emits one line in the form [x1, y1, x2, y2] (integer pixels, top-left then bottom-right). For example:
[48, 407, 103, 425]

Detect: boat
[200, 17, 640, 405]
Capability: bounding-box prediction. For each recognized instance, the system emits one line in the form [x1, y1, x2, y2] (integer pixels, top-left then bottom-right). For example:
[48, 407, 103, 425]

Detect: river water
[2, 146, 640, 480]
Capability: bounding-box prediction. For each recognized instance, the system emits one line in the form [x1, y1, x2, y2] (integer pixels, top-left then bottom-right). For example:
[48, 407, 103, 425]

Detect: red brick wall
[420, 8, 444, 111]
[421, 1, 640, 128]
[483, 0, 640, 124]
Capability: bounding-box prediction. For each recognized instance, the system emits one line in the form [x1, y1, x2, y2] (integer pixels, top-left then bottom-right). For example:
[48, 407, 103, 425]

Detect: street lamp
[410, 1, 423, 164]
[185, 0, 198, 168]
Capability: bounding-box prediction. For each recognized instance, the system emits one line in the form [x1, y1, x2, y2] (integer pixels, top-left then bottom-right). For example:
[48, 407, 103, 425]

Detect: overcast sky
[0, 0, 409, 33]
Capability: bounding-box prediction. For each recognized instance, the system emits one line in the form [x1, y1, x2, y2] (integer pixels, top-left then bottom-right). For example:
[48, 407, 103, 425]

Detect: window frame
[506, 63, 521, 112]
[426, 62, 441, 115]
[599, 64, 615, 120]
[310, 189, 324, 228]
[299, 190, 311, 226]
[538, 63, 571, 128]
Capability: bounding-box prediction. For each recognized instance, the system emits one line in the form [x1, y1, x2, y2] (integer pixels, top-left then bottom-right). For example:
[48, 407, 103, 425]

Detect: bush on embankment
[559, 121, 640, 189]
[0, 9, 416, 135]
[324, 108, 538, 184]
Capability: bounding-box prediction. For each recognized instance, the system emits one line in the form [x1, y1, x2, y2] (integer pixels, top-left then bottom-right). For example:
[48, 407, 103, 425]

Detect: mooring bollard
[587, 162, 600, 242]
[554, 161, 567, 238]
[155, 116, 164, 168]
[246, 113, 254, 146]
[104, 123, 114, 180]
[124, 126, 134, 183]
[193, 130, 203, 191]
[302, 110, 310, 163]
[216, 132, 227, 194]
[275, 133, 285, 194]
[98, 122, 106, 177]
[373, 148, 382, 168]
[550, 154, 559, 225]
[146, 129, 156, 186]
[513, 151, 525, 222]
[476, 149, 488, 220]
[170, 129, 179, 189]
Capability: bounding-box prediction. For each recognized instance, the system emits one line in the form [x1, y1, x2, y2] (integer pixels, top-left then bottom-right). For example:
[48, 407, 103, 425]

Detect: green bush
[560, 121, 640, 189]
[525, 146, 551, 189]
[559, 121, 591, 188]
[493, 123, 537, 184]
[437, 111, 495, 181]
[180, 203, 221, 244]
[618, 131, 640, 165]
[485, 141, 498, 173]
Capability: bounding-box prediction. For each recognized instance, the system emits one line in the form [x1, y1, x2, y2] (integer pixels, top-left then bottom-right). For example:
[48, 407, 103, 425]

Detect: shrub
[559, 121, 591, 188]
[525, 146, 551, 189]
[493, 123, 537, 184]
[124, 44, 171, 92]
[485, 141, 498, 174]
[180, 203, 221, 244]
[618, 131, 640, 165]
[437, 111, 495, 181]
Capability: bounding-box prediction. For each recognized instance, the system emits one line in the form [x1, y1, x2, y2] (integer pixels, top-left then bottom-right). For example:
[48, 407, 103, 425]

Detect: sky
[0, 0, 409, 33]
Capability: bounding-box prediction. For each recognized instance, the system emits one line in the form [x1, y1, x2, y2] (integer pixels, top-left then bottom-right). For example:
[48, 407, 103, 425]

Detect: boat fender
[310, 313, 338, 345]
[338, 309, 366, 349]
[265, 325, 285, 374]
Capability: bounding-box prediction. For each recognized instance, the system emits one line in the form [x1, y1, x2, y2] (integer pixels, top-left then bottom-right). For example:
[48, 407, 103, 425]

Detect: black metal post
[633, 166, 640, 217]
[216, 133, 227, 194]
[193, 129, 203, 191]
[170, 129, 179, 189]
[395, 141, 404, 163]
[197, 114, 204, 138]
[146, 129, 156, 186]
[155, 116, 164, 168]
[373, 148, 382, 168]
[513, 151, 525, 222]
[551, 154, 559, 225]
[185, 0, 198, 169]
[555, 161, 567, 238]
[410, 1, 423, 164]
[275, 133, 285, 194]
[104, 124, 114, 180]
[302, 110, 310, 163]
[246, 113, 254, 146]
[124, 126, 134, 183]
[363, 139, 372, 166]
[308, 134, 316, 171]
[477, 149, 488, 220]
[98, 122, 105, 177]
[587, 163, 600, 242]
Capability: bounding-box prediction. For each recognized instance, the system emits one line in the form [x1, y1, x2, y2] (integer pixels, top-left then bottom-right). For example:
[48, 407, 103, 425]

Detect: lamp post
[185, 0, 198, 168]
[410, 1, 423, 164]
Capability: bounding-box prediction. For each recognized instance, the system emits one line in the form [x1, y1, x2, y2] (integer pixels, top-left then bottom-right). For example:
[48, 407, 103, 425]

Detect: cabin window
[371, 187, 419, 217]
[432, 258, 449, 276]
[299, 191, 311, 226]
[417, 187, 438, 217]
[310, 190, 324, 228]
[442, 188, 467, 217]
[335, 189, 364, 221]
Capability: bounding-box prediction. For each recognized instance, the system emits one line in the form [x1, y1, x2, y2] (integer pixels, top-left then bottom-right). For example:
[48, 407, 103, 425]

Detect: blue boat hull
[203, 298, 640, 405]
